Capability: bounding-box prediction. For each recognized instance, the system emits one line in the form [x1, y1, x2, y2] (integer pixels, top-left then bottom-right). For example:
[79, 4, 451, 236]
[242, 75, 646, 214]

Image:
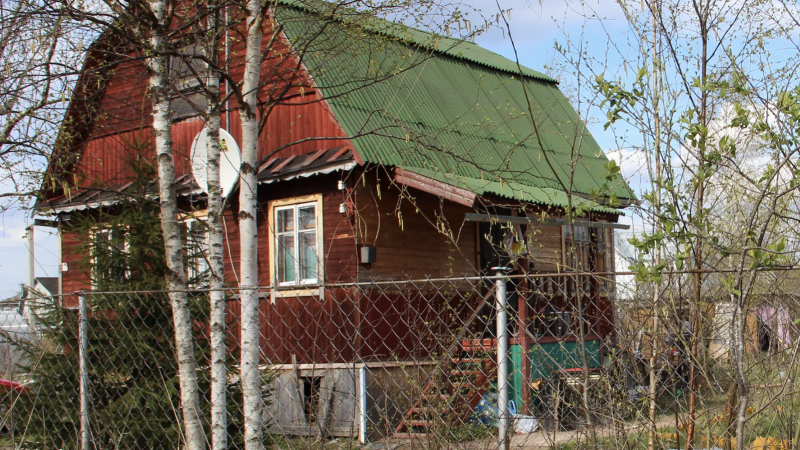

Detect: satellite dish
[191, 128, 242, 198]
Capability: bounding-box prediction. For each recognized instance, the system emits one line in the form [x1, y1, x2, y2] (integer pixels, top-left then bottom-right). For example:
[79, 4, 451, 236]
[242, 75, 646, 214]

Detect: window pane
[575, 226, 589, 242]
[277, 209, 294, 233]
[298, 206, 316, 231]
[299, 231, 318, 281]
[278, 234, 296, 283]
[112, 230, 126, 252]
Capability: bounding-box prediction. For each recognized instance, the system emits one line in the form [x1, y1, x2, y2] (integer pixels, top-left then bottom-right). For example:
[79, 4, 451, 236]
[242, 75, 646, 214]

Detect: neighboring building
[25, 277, 57, 298]
[34, 1, 634, 438]
[22, 277, 58, 336]
[0, 293, 31, 379]
[613, 230, 642, 301]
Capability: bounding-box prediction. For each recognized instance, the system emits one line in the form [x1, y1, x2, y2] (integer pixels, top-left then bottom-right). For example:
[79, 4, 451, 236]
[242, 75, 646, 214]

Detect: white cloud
[605, 147, 648, 180]
[466, 0, 627, 73]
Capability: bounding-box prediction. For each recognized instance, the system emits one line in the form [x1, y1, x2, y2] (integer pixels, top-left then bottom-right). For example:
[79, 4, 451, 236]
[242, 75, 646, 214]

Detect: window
[563, 225, 593, 272]
[275, 202, 319, 286]
[90, 228, 127, 289]
[184, 218, 209, 286]
[268, 195, 324, 294]
[169, 43, 205, 120]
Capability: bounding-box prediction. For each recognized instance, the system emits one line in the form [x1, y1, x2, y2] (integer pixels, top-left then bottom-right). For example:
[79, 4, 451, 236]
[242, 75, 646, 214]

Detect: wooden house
[36, 0, 634, 440]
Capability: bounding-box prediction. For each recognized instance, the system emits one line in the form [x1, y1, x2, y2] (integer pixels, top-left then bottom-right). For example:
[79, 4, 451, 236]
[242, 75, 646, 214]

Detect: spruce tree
[13, 150, 252, 449]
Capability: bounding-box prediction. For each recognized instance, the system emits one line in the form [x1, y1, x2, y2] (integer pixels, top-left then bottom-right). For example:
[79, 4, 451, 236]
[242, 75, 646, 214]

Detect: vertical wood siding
[60, 230, 91, 307]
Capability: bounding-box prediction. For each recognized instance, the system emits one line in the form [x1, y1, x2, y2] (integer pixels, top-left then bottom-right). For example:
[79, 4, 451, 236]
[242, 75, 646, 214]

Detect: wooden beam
[394, 169, 476, 207]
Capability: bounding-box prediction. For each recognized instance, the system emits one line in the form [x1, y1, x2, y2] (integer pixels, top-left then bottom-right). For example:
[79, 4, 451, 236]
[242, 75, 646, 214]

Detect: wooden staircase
[393, 344, 497, 438]
[393, 287, 499, 438]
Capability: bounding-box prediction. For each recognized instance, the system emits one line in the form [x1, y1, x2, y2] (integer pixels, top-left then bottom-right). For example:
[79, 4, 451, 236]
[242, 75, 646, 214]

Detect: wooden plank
[271, 372, 307, 430]
[316, 371, 335, 437]
[331, 368, 357, 430]
[52, 11, 353, 202]
[394, 168, 476, 207]
[291, 355, 309, 428]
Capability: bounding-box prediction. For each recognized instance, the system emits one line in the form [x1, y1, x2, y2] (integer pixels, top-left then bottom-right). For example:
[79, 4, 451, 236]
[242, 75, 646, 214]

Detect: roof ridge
[275, 0, 557, 83]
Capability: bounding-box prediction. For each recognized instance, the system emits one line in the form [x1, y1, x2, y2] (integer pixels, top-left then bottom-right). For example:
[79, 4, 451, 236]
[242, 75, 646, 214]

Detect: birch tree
[201, 2, 228, 448]
[239, 0, 265, 447]
[147, 0, 206, 448]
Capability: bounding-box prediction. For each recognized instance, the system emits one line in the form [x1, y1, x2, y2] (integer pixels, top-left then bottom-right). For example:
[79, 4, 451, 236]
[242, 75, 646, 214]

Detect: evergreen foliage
[11, 149, 256, 449]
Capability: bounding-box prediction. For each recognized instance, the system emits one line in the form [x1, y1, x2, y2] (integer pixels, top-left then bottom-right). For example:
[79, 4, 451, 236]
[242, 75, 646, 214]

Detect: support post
[79, 294, 90, 450]
[359, 365, 368, 444]
[57, 224, 63, 298]
[518, 272, 531, 415]
[26, 226, 34, 290]
[494, 267, 512, 450]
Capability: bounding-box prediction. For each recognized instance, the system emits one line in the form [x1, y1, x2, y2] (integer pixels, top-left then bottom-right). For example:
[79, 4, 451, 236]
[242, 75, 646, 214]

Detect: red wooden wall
[61, 12, 350, 192]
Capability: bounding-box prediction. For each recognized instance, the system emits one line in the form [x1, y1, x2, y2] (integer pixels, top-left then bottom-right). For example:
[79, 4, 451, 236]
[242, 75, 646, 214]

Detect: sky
[0, 0, 637, 298]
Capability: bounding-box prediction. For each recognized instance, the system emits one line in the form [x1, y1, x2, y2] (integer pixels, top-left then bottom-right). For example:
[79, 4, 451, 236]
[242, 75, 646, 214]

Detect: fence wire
[1, 269, 799, 450]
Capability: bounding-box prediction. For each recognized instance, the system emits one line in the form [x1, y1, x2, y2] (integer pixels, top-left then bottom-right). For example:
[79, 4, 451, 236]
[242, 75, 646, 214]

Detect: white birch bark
[647, 12, 661, 448]
[240, 0, 265, 448]
[205, 6, 227, 450]
[148, 1, 206, 448]
[734, 289, 749, 450]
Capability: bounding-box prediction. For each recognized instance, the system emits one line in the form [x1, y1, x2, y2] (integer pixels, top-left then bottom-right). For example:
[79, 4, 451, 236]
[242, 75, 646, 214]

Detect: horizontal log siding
[354, 174, 479, 281]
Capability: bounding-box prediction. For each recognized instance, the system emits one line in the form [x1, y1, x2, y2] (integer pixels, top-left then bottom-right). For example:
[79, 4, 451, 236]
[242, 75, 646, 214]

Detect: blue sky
[0, 0, 636, 298]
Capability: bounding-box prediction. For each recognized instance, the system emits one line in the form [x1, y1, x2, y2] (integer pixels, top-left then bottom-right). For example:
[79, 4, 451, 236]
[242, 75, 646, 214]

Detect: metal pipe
[494, 267, 511, 450]
[224, 4, 230, 131]
[465, 213, 631, 230]
[359, 366, 368, 444]
[79, 294, 90, 450]
[82, 265, 799, 296]
[26, 226, 34, 290]
[57, 219, 63, 298]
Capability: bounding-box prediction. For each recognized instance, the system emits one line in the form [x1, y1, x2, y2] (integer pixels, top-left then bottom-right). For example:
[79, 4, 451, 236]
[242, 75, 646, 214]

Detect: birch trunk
[240, 0, 265, 448]
[648, 11, 662, 447]
[205, 5, 227, 449]
[148, 0, 205, 448]
[734, 291, 749, 450]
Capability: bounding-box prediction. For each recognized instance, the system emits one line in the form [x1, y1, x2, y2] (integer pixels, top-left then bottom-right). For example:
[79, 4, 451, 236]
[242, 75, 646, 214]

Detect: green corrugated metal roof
[276, 2, 635, 207]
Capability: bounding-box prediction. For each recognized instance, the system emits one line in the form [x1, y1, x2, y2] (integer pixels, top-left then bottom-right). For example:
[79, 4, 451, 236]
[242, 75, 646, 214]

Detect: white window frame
[268, 194, 324, 298]
[274, 202, 320, 286]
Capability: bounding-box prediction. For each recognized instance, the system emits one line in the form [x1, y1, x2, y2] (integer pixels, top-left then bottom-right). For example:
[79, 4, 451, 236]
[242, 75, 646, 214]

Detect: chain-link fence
[2, 269, 800, 450]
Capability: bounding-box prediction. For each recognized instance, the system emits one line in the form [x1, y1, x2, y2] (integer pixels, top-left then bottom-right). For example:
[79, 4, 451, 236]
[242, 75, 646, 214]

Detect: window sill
[270, 285, 324, 302]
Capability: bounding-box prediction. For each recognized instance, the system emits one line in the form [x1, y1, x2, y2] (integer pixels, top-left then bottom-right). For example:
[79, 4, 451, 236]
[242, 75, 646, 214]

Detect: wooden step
[406, 405, 439, 414]
[419, 393, 451, 401]
[393, 432, 430, 439]
[452, 357, 494, 364]
[447, 369, 494, 376]
[407, 419, 436, 427]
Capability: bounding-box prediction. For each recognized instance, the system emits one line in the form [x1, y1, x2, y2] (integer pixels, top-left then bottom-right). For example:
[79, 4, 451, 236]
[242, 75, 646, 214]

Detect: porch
[258, 271, 615, 439]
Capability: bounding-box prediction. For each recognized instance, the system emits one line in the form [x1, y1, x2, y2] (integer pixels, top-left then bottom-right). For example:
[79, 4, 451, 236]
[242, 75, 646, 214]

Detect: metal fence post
[493, 267, 511, 450]
[79, 294, 90, 450]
